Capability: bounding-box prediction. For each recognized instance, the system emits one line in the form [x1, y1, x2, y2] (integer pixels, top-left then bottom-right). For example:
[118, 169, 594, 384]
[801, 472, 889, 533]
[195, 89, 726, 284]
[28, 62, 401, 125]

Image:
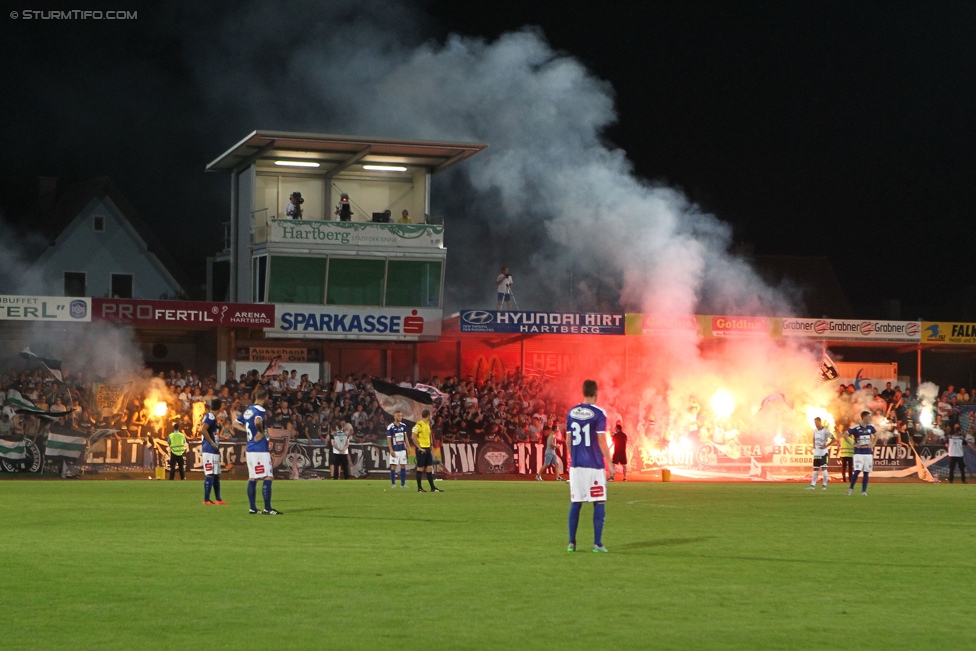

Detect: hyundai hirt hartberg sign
[268, 306, 442, 340]
[781, 318, 920, 342]
[460, 310, 625, 335]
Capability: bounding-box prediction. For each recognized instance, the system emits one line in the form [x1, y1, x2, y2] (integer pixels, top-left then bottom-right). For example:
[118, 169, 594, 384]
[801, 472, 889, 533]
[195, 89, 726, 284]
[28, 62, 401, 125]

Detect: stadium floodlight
[362, 165, 408, 172]
[274, 160, 321, 168]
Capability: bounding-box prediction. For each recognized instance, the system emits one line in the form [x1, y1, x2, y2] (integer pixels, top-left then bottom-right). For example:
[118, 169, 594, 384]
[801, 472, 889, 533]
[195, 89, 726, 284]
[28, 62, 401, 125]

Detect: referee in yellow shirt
[411, 410, 442, 493]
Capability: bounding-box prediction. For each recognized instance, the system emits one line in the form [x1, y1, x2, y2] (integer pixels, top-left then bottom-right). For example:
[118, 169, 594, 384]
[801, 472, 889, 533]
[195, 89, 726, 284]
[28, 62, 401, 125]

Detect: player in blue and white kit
[200, 398, 225, 505]
[386, 410, 409, 488]
[234, 387, 281, 514]
[566, 379, 613, 553]
[844, 410, 877, 496]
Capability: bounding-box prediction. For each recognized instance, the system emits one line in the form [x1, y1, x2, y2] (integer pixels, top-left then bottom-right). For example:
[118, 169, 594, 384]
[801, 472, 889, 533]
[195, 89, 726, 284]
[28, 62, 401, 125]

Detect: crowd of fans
[0, 366, 567, 450]
[831, 381, 976, 445]
[2, 366, 973, 452]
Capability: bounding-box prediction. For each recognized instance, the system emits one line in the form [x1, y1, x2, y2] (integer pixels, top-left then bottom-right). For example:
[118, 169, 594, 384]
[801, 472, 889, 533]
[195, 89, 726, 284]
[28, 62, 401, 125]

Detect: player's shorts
[569, 466, 607, 503]
[202, 452, 221, 475]
[497, 292, 511, 303]
[853, 453, 873, 473]
[612, 449, 628, 465]
[812, 454, 828, 469]
[415, 447, 434, 468]
[390, 449, 408, 465]
[543, 449, 558, 467]
[246, 451, 273, 479]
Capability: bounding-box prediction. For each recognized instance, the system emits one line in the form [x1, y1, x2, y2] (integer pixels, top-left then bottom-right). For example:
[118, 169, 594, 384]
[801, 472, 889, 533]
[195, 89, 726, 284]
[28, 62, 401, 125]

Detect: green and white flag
[46, 432, 86, 459]
[0, 438, 26, 460]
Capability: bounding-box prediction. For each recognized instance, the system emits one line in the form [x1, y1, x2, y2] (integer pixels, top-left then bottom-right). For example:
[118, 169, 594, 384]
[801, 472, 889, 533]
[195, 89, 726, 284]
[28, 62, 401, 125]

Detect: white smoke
[0, 214, 53, 295]
[191, 2, 796, 316]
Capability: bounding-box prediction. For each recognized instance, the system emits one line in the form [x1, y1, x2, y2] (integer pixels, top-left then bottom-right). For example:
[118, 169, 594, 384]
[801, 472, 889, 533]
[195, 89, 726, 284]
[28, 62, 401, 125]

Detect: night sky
[3, 1, 974, 318]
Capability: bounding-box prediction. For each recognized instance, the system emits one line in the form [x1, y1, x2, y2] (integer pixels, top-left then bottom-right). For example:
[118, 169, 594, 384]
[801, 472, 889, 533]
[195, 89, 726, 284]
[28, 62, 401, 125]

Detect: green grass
[0, 478, 971, 650]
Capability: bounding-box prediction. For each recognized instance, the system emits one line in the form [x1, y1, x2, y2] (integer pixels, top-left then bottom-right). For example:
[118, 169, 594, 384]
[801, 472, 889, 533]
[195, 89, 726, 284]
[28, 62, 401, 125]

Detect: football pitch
[1, 479, 971, 650]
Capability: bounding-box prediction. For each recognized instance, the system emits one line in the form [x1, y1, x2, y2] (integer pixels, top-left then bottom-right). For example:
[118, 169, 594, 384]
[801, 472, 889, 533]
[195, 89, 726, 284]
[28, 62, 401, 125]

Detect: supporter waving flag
[371, 378, 433, 423]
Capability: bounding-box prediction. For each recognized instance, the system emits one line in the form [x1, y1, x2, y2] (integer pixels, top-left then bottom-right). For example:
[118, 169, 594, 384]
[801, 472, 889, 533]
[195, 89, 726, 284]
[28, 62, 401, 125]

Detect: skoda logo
[463, 311, 494, 325]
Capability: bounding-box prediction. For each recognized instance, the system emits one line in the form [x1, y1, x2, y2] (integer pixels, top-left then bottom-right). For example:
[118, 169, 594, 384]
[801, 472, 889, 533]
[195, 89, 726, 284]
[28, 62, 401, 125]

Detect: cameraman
[285, 192, 304, 219]
[496, 266, 514, 310]
[335, 193, 353, 221]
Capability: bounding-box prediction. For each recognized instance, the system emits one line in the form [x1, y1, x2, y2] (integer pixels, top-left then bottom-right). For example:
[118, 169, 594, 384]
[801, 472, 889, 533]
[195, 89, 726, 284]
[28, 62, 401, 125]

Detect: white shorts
[202, 452, 221, 476]
[853, 453, 874, 473]
[246, 451, 273, 479]
[569, 466, 607, 503]
[390, 449, 408, 466]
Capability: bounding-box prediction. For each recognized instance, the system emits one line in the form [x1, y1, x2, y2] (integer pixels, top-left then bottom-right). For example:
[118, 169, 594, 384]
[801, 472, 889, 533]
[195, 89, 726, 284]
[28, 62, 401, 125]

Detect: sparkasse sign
[268, 306, 442, 340]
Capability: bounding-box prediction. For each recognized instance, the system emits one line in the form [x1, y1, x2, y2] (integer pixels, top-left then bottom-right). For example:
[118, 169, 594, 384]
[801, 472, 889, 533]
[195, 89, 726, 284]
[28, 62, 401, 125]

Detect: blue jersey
[200, 412, 219, 454]
[847, 424, 876, 454]
[566, 402, 608, 469]
[387, 422, 408, 451]
[238, 404, 268, 453]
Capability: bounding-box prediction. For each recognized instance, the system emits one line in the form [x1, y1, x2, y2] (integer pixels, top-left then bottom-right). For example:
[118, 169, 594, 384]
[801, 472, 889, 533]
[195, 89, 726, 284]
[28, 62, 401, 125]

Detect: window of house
[110, 273, 133, 299]
[64, 272, 86, 297]
[385, 260, 442, 307]
[268, 256, 326, 304]
[326, 258, 384, 306]
[93, 215, 105, 232]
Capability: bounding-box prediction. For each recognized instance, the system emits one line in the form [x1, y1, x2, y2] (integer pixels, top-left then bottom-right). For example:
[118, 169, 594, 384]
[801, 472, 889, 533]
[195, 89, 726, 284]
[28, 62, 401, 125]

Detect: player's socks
[416, 470, 424, 489]
[849, 470, 860, 491]
[593, 502, 606, 547]
[247, 480, 257, 511]
[861, 473, 869, 493]
[400, 468, 406, 487]
[822, 471, 828, 488]
[426, 471, 436, 490]
[568, 501, 582, 545]
[262, 479, 273, 511]
[204, 476, 213, 502]
[213, 476, 222, 501]
[390, 468, 397, 486]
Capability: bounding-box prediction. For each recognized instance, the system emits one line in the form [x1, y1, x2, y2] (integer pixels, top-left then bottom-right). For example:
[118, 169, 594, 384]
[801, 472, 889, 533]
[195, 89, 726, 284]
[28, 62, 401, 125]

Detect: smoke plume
[188, 1, 795, 316]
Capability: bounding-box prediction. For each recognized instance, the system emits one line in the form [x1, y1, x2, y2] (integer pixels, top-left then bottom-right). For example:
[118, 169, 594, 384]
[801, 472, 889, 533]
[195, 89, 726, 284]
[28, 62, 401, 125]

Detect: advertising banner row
[5, 294, 976, 345]
[0, 431, 949, 483]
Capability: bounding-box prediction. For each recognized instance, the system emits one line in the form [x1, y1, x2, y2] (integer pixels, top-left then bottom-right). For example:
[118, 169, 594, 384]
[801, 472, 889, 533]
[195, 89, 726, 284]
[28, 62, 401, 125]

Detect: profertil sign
[93, 299, 275, 328]
[781, 318, 920, 342]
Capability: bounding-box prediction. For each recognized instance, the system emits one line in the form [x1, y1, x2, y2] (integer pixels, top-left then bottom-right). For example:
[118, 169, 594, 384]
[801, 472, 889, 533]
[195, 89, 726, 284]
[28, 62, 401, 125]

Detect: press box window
[268, 256, 326, 304]
[110, 273, 133, 299]
[385, 260, 442, 307]
[326, 258, 384, 306]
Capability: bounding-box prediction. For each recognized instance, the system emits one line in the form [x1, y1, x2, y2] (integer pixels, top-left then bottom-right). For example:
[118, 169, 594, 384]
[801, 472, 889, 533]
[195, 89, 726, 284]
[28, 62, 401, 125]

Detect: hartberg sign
[268, 220, 444, 249]
[0, 295, 90, 322]
[781, 318, 920, 342]
[93, 299, 274, 328]
[268, 306, 442, 340]
[459, 311, 625, 335]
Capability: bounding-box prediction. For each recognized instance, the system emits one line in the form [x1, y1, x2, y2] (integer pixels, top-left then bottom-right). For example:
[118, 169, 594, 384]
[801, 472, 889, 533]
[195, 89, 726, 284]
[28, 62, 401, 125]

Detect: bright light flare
[773, 434, 786, 445]
[919, 409, 934, 428]
[710, 389, 736, 418]
[152, 402, 168, 418]
[804, 406, 835, 431]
